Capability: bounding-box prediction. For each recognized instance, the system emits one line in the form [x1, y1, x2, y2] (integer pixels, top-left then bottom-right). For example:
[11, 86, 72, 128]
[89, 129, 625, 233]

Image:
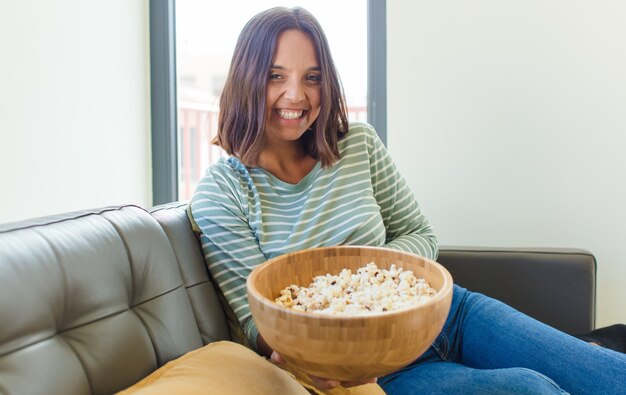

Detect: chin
[269, 125, 310, 142]
[282, 130, 308, 142]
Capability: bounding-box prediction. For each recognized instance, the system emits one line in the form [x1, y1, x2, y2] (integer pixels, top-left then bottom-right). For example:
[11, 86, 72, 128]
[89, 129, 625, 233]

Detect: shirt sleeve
[363, 123, 439, 259]
[190, 164, 266, 351]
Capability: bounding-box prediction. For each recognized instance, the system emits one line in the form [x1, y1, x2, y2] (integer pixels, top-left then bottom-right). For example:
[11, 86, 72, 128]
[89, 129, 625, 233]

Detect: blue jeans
[378, 285, 626, 394]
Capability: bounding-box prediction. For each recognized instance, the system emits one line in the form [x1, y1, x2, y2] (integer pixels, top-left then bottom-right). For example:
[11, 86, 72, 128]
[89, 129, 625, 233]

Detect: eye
[269, 73, 282, 80]
[306, 74, 322, 83]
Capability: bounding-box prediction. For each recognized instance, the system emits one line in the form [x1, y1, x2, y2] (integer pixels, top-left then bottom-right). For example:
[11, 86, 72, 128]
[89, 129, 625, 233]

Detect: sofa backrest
[0, 204, 228, 395]
[149, 202, 230, 344]
[438, 246, 596, 334]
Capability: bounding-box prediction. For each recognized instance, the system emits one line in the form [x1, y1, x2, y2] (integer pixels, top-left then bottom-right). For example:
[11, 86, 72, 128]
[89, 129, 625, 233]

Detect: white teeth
[277, 110, 303, 120]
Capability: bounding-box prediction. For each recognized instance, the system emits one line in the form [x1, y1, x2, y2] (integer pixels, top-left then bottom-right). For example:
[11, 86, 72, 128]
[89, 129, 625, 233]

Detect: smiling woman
[189, 7, 415, 391]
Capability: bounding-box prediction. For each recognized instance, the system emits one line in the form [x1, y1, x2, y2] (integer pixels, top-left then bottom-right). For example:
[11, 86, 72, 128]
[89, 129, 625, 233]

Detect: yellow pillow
[116, 341, 307, 395]
[117, 341, 386, 395]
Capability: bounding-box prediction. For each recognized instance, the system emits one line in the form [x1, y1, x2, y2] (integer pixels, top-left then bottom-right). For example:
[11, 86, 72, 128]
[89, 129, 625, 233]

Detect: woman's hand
[270, 351, 378, 390]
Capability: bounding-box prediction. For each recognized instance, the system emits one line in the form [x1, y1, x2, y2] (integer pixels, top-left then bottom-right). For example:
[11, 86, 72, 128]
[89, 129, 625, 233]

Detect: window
[149, 0, 385, 204]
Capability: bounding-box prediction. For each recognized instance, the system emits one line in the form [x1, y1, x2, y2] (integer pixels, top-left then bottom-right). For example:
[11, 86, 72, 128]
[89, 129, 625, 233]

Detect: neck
[258, 141, 317, 184]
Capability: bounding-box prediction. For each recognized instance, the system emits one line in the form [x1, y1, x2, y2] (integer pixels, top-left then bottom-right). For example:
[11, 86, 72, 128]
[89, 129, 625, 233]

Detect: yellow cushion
[117, 341, 386, 395]
[116, 341, 308, 395]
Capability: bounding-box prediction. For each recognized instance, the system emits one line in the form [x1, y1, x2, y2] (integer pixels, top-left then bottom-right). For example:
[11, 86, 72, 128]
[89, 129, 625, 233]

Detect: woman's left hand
[270, 352, 378, 390]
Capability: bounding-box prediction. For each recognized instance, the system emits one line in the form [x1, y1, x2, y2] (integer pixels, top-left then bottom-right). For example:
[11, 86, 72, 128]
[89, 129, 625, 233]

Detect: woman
[190, 6, 626, 394]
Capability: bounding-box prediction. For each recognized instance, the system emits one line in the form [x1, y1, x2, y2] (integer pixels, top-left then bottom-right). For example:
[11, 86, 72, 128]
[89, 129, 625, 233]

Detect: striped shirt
[190, 122, 438, 349]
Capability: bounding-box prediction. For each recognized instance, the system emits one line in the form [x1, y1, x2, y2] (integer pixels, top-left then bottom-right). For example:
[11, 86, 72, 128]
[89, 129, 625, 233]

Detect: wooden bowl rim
[247, 246, 454, 321]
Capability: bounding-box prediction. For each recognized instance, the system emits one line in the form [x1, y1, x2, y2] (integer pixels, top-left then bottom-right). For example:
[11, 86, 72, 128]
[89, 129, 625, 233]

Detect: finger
[340, 377, 378, 387]
[310, 375, 340, 390]
[270, 351, 285, 364]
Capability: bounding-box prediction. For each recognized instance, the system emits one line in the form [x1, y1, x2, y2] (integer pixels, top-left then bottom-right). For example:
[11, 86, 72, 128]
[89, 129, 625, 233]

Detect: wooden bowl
[247, 246, 453, 381]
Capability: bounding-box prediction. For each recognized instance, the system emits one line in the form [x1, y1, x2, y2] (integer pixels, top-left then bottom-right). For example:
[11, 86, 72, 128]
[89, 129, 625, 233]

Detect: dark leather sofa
[0, 202, 596, 394]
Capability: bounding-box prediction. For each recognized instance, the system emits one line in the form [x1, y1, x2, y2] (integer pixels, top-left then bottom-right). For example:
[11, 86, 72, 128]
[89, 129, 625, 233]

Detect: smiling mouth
[276, 109, 306, 120]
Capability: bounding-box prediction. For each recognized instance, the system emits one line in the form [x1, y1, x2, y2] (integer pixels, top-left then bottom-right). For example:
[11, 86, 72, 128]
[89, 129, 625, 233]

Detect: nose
[283, 79, 306, 103]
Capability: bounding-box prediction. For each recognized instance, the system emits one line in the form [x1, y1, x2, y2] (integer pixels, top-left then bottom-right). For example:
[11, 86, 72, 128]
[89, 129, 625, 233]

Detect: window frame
[149, 0, 387, 205]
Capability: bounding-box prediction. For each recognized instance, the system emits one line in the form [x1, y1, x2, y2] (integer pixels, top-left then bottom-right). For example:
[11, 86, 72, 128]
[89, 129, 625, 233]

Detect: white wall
[0, 0, 151, 223]
[388, 0, 626, 327]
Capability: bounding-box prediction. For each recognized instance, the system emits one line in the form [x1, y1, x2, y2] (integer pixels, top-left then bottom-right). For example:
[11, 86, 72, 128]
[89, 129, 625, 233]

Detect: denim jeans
[378, 285, 626, 395]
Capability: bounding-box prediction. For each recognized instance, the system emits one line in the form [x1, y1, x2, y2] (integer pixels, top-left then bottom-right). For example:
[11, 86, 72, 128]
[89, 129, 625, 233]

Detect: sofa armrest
[437, 246, 596, 335]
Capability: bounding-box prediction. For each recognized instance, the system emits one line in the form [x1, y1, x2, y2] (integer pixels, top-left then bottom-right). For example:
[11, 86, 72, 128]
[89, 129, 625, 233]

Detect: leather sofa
[0, 202, 596, 394]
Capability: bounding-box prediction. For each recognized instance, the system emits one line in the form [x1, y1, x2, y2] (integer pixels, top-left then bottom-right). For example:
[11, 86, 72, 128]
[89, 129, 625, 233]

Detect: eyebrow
[271, 64, 321, 71]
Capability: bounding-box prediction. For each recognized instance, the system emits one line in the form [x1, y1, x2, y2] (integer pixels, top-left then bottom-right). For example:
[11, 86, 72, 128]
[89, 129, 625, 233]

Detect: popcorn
[275, 262, 437, 315]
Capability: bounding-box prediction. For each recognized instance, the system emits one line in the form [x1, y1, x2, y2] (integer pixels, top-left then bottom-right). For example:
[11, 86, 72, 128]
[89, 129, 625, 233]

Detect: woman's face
[264, 29, 322, 145]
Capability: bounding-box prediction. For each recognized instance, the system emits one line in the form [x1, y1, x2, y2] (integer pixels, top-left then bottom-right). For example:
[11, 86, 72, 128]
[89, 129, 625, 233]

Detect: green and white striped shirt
[190, 122, 438, 348]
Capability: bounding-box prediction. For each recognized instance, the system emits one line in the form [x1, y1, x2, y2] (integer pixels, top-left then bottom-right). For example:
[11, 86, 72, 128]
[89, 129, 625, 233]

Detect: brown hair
[214, 6, 349, 168]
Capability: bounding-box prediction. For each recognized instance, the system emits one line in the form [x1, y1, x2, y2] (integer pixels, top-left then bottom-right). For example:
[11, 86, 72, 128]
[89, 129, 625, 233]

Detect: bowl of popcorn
[246, 246, 453, 382]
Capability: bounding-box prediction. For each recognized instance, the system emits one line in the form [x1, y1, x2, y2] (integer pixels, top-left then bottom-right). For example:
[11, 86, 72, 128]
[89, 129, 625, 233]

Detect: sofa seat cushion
[117, 341, 386, 395]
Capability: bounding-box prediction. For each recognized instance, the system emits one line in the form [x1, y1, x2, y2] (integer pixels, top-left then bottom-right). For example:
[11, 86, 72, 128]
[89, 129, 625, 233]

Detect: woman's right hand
[270, 351, 378, 390]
